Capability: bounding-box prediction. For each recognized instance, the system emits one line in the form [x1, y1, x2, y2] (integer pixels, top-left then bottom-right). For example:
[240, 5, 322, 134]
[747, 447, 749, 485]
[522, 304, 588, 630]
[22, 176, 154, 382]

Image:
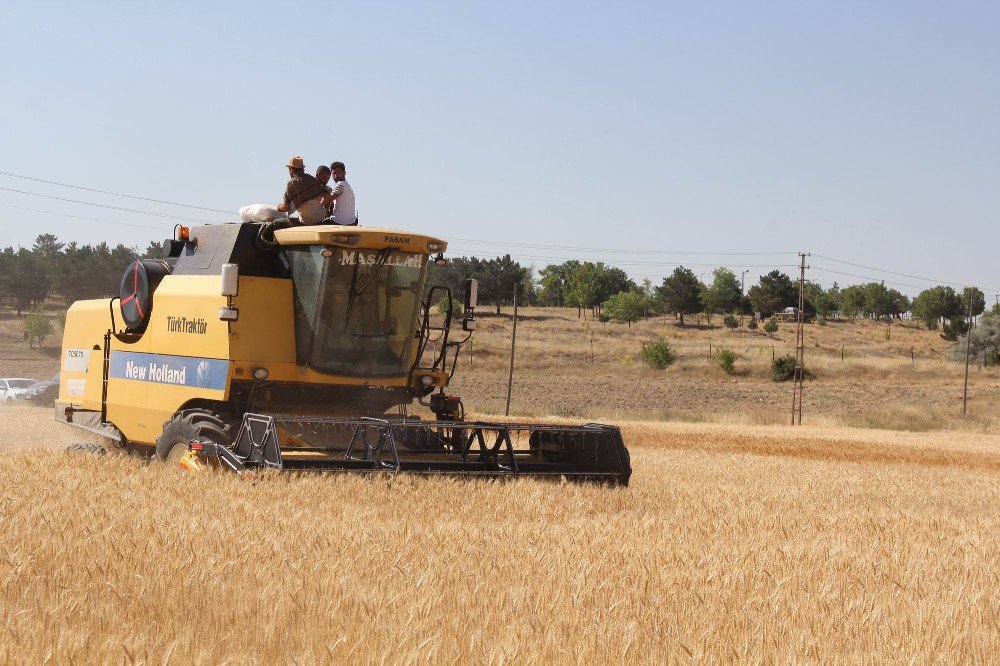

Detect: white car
[0, 378, 37, 403]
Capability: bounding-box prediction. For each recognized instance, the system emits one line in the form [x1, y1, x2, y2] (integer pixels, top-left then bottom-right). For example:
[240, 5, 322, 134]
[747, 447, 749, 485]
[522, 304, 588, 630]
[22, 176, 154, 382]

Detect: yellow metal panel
[59, 299, 122, 410]
[105, 370, 232, 445]
[274, 226, 446, 255]
[145, 275, 231, 358]
[229, 277, 296, 363]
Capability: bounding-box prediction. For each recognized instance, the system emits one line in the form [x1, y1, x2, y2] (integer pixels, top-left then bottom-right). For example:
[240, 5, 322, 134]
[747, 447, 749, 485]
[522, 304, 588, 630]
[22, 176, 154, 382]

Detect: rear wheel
[155, 409, 234, 463]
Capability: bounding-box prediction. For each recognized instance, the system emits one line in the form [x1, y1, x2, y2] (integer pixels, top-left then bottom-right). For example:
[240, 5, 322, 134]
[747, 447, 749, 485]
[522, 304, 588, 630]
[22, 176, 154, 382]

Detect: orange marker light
[178, 226, 190, 241]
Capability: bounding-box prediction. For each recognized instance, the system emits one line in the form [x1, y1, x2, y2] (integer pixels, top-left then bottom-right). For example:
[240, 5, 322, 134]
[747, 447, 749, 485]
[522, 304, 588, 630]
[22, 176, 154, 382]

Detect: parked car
[18, 373, 59, 406]
[0, 378, 38, 403]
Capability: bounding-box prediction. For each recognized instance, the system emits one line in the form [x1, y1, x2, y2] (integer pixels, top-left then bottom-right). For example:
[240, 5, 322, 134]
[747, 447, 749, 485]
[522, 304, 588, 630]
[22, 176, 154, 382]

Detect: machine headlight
[253, 368, 270, 381]
[420, 375, 435, 386]
[427, 241, 445, 252]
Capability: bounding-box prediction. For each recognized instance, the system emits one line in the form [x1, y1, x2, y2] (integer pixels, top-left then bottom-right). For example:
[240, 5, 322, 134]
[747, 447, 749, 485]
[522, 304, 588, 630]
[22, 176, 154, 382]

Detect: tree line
[0, 234, 163, 315]
[1, 234, 991, 340]
[431, 257, 992, 338]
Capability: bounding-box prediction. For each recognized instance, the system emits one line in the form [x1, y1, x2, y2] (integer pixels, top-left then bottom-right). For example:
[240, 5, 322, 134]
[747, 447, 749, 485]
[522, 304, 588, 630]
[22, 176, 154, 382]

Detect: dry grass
[5, 304, 1000, 433]
[0, 404, 997, 663]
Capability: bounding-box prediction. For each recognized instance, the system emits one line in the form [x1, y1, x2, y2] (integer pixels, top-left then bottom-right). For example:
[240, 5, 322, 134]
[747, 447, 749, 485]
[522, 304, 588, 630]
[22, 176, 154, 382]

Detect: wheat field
[0, 404, 997, 663]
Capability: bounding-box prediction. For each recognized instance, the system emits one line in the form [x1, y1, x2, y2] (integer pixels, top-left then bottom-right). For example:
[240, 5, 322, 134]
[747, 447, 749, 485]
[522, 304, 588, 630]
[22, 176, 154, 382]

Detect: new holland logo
[166, 316, 208, 334]
[196, 361, 213, 388]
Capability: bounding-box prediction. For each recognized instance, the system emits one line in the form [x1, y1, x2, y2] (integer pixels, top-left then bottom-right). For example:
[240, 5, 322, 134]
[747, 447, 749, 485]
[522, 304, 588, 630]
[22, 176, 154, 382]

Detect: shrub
[772, 354, 797, 382]
[23, 311, 54, 348]
[723, 314, 738, 330]
[816, 316, 826, 327]
[640, 337, 677, 369]
[715, 347, 736, 374]
[436, 297, 462, 318]
[747, 318, 758, 331]
[763, 317, 779, 338]
[598, 312, 611, 323]
[942, 319, 967, 342]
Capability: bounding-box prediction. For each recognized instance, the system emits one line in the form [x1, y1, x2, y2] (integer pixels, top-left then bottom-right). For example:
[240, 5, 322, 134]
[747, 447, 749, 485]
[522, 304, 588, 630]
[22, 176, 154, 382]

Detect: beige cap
[286, 155, 305, 169]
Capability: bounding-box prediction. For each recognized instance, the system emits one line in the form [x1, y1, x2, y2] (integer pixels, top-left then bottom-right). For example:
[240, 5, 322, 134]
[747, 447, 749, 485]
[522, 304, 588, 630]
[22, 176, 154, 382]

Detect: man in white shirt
[322, 161, 357, 225]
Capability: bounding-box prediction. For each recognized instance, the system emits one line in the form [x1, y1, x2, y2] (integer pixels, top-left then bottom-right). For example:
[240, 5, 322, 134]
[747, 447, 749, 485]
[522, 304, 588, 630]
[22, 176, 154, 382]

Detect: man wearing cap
[276, 156, 327, 225]
[321, 161, 357, 225]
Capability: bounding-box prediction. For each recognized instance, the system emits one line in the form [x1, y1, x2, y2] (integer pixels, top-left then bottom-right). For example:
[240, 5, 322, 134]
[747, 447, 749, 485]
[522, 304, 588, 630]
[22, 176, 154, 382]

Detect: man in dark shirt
[276, 156, 327, 224]
[316, 164, 331, 188]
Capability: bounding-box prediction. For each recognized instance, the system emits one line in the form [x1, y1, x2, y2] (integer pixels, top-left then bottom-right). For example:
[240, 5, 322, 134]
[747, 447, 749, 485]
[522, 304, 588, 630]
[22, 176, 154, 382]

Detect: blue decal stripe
[109, 351, 229, 391]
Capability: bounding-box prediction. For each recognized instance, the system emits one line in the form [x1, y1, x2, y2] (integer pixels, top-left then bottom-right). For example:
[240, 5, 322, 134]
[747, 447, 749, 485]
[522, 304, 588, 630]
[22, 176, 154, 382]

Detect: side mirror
[464, 278, 478, 311]
[221, 263, 239, 297]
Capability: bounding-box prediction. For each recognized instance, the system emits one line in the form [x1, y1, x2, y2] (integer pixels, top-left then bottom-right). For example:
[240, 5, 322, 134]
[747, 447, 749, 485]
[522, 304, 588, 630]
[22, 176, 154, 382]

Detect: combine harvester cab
[56, 221, 631, 485]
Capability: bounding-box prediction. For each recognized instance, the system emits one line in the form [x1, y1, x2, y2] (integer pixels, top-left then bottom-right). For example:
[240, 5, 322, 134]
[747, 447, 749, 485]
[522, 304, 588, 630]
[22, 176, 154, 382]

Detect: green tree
[959, 313, 1000, 363]
[887, 289, 910, 320]
[655, 266, 703, 325]
[763, 317, 779, 338]
[565, 262, 635, 318]
[960, 287, 986, 318]
[603, 290, 645, 327]
[747, 270, 796, 318]
[812, 282, 840, 319]
[861, 282, 892, 319]
[715, 347, 736, 374]
[23, 310, 53, 348]
[911, 286, 961, 330]
[144, 240, 167, 259]
[640, 338, 677, 369]
[3, 248, 50, 315]
[537, 261, 579, 307]
[838, 285, 865, 321]
[702, 268, 742, 319]
[32, 233, 64, 259]
[723, 314, 739, 330]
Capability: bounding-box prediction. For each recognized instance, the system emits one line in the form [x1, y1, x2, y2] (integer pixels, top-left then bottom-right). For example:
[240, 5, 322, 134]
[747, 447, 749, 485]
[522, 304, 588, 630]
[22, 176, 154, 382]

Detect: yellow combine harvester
[57, 222, 631, 484]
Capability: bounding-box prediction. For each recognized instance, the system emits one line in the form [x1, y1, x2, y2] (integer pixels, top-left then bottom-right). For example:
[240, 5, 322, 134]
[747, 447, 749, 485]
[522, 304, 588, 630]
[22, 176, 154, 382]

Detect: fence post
[910, 346, 914, 366]
[709, 343, 712, 359]
[771, 346, 775, 362]
[841, 346, 845, 362]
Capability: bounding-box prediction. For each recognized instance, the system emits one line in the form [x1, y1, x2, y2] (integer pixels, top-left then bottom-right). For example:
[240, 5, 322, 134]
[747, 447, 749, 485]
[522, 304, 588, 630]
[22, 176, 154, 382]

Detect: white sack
[239, 204, 288, 224]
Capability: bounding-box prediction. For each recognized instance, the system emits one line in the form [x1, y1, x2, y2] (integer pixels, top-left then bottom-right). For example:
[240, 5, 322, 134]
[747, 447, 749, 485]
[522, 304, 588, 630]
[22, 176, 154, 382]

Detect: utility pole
[791, 252, 810, 425]
[505, 285, 520, 416]
[740, 269, 749, 326]
[963, 289, 974, 416]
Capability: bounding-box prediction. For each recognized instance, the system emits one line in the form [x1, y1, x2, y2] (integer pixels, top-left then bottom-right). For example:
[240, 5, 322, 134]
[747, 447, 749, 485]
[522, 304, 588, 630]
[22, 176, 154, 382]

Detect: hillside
[4, 303, 998, 432]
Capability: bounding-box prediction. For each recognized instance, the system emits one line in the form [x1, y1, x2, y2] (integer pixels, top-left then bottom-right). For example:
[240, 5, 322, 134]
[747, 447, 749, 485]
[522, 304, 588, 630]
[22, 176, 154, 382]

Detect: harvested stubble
[0, 404, 997, 663]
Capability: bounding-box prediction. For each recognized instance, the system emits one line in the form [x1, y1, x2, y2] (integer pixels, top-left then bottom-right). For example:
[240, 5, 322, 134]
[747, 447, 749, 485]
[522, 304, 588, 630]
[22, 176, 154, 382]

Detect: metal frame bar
[188, 413, 630, 485]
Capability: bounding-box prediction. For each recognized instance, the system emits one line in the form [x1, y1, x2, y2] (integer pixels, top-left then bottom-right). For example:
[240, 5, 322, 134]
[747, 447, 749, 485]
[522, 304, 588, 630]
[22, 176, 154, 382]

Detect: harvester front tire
[155, 410, 233, 464]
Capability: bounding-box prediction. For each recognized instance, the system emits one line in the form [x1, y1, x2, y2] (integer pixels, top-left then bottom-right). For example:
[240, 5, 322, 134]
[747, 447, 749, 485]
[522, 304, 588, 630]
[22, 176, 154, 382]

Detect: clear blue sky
[1, 1, 998, 295]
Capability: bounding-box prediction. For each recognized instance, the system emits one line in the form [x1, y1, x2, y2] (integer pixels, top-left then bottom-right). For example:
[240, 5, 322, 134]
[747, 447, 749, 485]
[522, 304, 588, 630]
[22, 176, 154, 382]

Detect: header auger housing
[57, 221, 631, 485]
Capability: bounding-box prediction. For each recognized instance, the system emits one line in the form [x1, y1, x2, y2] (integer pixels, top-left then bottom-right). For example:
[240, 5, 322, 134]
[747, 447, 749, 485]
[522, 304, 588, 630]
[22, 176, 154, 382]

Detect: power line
[3, 170, 994, 294]
[0, 187, 218, 224]
[0, 170, 234, 214]
[444, 247, 799, 269]
[811, 263, 1000, 296]
[814, 253, 998, 292]
[447, 236, 796, 256]
[0, 203, 166, 232]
